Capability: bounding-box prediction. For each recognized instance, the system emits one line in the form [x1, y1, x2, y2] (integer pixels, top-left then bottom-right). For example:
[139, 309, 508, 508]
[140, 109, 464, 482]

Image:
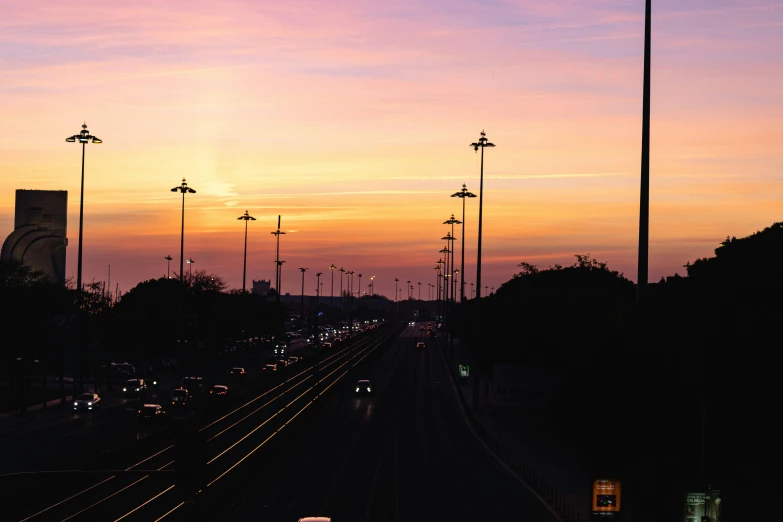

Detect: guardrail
[437, 334, 583, 522]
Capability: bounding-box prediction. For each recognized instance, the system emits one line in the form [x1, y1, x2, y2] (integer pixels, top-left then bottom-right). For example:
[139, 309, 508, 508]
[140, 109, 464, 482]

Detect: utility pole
[237, 210, 256, 293]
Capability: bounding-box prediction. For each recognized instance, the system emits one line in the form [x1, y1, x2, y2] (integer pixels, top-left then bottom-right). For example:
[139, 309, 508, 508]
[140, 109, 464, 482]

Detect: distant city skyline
[2, 1, 782, 297]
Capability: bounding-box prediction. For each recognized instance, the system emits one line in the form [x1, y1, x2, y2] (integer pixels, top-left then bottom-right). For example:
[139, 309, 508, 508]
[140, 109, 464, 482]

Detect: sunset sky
[2, 0, 782, 298]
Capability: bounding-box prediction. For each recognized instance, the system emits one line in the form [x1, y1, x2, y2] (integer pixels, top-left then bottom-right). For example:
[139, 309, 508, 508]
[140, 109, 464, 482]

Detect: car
[263, 363, 278, 373]
[274, 342, 288, 355]
[123, 378, 147, 396]
[182, 376, 205, 397]
[321, 342, 332, 349]
[298, 518, 331, 522]
[169, 388, 189, 408]
[416, 342, 426, 349]
[419, 325, 426, 331]
[287, 356, 299, 365]
[137, 403, 166, 421]
[210, 385, 229, 396]
[277, 359, 289, 368]
[332, 337, 342, 344]
[409, 321, 415, 326]
[73, 392, 101, 411]
[230, 367, 246, 378]
[355, 379, 373, 395]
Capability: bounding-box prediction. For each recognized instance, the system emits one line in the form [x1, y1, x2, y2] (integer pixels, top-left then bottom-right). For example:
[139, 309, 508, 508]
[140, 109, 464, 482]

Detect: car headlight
[74, 402, 78, 406]
[367, 387, 371, 392]
[136, 388, 140, 391]
[356, 387, 360, 392]
[123, 388, 127, 392]
[153, 381, 157, 385]
[88, 402, 92, 406]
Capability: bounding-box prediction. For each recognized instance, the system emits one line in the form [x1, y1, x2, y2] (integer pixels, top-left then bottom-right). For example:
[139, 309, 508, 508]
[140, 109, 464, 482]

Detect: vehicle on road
[287, 356, 299, 365]
[277, 359, 289, 368]
[419, 325, 426, 331]
[230, 367, 246, 378]
[137, 403, 166, 421]
[409, 321, 415, 326]
[416, 342, 426, 349]
[355, 379, 373, 395]
[73, 392, 101, 411]
[123, 378, 147, 396]
[321, 342, 332, 349]
[210, 384, 229, 397]
[263, 363, 278, 373]
[298, 518, 331, 522]
[274, 341, 288, 355]
[169, 388, 189, 408]
[182, 376, 205, 397]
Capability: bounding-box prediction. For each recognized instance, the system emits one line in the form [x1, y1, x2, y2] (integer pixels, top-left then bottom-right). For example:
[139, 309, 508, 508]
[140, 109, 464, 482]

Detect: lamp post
[66, 122, 102, 305]
[329, 264, 337, 308]
[394, 278, 399, 302]
[165, 255, 172, 279]
[428, 283, 433, 301]
[299, 268, 308, 320]
[470, 130, 495, 300]
[406, 281, 411, 300]
[187, 258, 195, 282]
[444, 214, 461, 300]
[638, 0, 652, 305]
[441, 235, 455, 302]
[271, 216, 285, 306]
[452, 184, 476, 302]
[470, 282, 474, 299]
[357, 273, 363, 300]
[347, 271, 355, 334]
[171, 179, 195, 360]
[370, 275, 375, 296]
[171, 179, 197, 285]
[237, 210, 256, 293]
[418, 282, 421, 300]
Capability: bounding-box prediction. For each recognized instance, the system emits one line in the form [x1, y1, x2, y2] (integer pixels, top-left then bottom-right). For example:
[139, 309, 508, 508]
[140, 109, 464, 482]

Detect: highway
[4, 322, 556, 521]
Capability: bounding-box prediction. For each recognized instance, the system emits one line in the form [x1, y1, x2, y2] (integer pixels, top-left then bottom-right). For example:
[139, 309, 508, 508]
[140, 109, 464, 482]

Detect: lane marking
[113, 485, 175, 522]
[18, 476, 116, 522]
[59, 475, 149, 522]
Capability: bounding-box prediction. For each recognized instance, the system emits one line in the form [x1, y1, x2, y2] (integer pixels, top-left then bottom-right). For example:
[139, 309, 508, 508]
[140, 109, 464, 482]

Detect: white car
[73, 392, 101, 411]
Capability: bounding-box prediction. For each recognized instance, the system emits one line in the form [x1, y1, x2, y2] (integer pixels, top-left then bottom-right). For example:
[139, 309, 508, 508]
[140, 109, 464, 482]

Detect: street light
[299, 268, 308, 320]
[347, 271, 355, 333]
[271, 215, 286, 305]
[165, 255, 172, 279]
[470, 282, 474, 299]
[171, 178, 197, 284]
[329, 264, 337, 307]
[470, 130, 495, 300]
[451, 184, 476, 302]
[370, 275, 375, 296]
[394, 278, 399, 302]
[441, 234, 455, 303]
[187, 257, 195, 282]
[406, 280, 411, 300]
[444, 215, 461, 302]
[357, 273, 363, 299]
[428, 283, 433, 301]
[237, 210, 256, 293]
[418, 282, 421, 301]
[66, 122, 102, 305]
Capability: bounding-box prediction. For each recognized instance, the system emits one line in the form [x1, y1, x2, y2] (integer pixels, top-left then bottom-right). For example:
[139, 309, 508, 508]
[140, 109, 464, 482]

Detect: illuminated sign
[684, 489, 722, 522]
[591, 479, 621, 519]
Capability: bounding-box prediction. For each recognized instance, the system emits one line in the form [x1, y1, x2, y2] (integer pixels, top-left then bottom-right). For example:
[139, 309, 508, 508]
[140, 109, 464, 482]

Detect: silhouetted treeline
[458, 222, 783, 519]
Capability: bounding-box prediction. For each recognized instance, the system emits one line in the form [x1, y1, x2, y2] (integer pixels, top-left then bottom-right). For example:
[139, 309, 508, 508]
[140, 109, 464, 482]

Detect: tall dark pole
[418, 282, 421, 300]
[339, 267, 345, 317]
[165, 255, 172, 279]
[638, 0, 652, 304]
[66, 123, 102, 305]
[299, 268, 308, 320]
[347, 271, 354, 334]
[237, 210, 256, 293]
[471, 130, 495, 298]
[358, 274, 363, 299]
[452, 184, 475, 302]
[271, 216, 285, 307]
[171, 178, 196, 359]
[329, 264, 336, 308]
[470, 130, 494, 411]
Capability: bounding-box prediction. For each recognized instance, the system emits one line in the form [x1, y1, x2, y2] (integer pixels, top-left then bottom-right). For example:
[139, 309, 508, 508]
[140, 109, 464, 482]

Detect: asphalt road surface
[5, 323, 556, 521]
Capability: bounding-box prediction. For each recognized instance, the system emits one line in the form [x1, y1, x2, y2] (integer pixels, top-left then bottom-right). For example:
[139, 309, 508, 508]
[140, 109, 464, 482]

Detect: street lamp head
[316, 272, 323, 277]
[329, 264, 336, 270]
[238, 210, 256, 221]
[67, 122, 102, 144]
[299, 267, 308, 272]
[165, 255, 172, 261]
[172, 178, 196, 194]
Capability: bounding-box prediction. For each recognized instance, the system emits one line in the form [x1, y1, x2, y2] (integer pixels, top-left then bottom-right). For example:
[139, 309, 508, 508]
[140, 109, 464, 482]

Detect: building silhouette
[1, 189, 68, 286]
[252, 279, 271, 296]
